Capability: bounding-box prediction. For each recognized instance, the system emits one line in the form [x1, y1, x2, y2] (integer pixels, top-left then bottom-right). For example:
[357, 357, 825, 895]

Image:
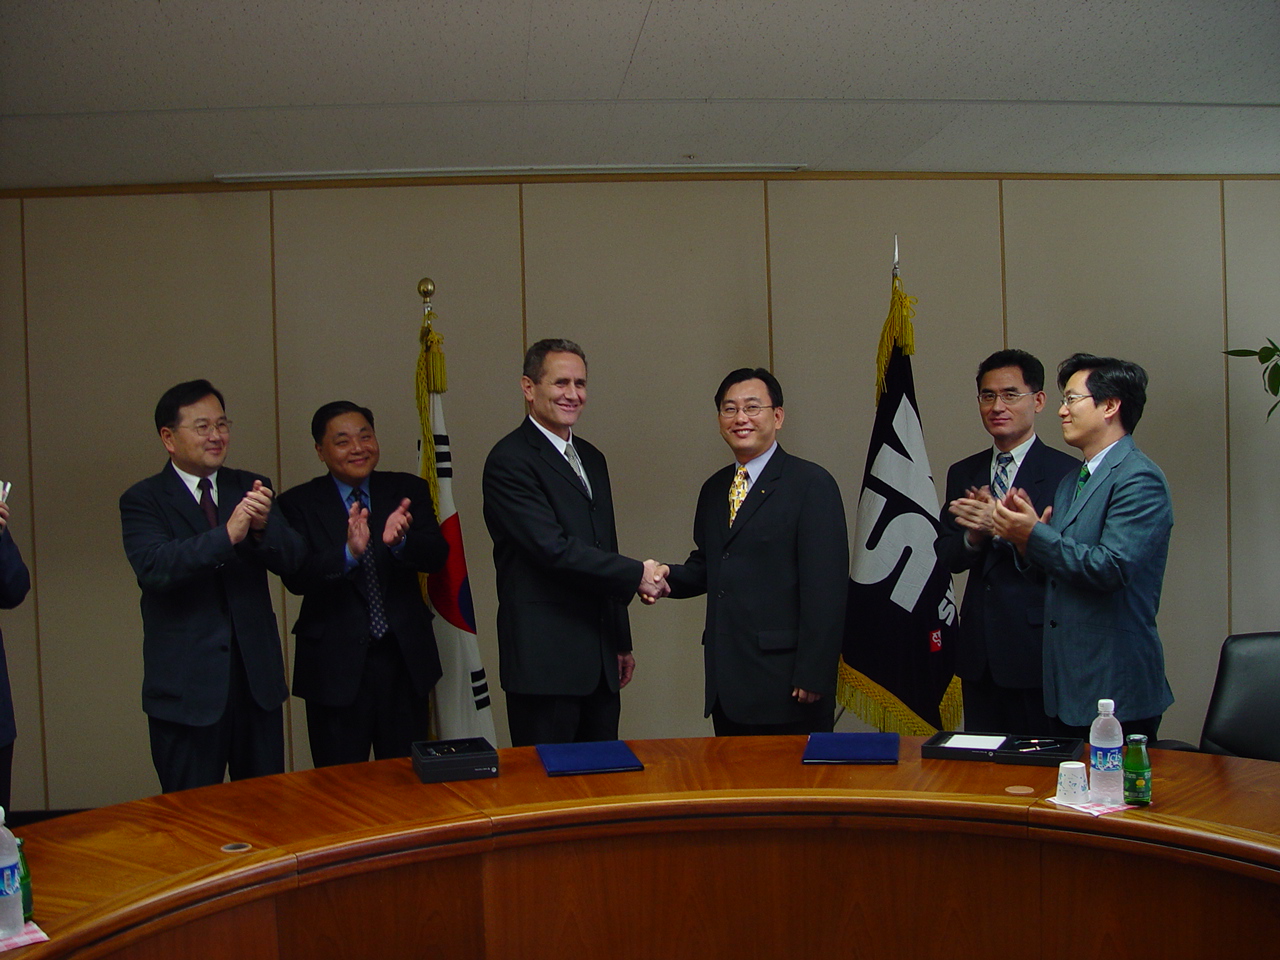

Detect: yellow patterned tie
[728, 465, 749, 526]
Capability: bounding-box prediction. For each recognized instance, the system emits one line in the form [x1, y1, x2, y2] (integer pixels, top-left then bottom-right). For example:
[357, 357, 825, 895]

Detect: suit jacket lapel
[1058, 436, 1131, 529]
[724, 447, 785, 545]
[526, 422, 590, 500]
[162, 462, 214, 535]
[323, 475, 353, 546]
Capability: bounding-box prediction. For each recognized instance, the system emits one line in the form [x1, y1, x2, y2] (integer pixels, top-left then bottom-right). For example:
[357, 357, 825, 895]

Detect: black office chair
[1156, 631, 1280, 761]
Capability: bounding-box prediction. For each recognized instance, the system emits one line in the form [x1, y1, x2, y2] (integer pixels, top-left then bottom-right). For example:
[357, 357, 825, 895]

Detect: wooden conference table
[13, 736, 1280, 959]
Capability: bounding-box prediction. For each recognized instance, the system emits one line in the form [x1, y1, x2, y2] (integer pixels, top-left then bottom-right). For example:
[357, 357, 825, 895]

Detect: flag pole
[413, 279, 499, 742]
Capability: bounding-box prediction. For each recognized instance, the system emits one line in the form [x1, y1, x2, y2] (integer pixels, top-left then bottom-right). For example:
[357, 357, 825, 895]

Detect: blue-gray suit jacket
[1024, 435, 1174, 727]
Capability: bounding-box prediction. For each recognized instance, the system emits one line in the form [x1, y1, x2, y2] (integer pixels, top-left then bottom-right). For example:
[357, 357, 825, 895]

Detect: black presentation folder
[536, 740, 644, 776]
[412, 737, 499, 783]
[802, 732, 900, 764]
[920, 732, 1085, 767]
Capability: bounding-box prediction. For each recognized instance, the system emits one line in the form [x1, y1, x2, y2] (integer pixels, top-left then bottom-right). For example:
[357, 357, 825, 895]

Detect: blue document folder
[536, 740, 645, 776]
[801, 732, 900, 764]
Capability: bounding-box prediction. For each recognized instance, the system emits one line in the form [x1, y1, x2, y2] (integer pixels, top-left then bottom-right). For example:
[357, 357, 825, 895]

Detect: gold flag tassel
[414, 278, 444, 521]
[874, 272, 917, 404]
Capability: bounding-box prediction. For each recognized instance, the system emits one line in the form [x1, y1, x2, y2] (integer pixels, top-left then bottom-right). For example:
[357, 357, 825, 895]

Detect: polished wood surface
[14, 738, 1280, 958]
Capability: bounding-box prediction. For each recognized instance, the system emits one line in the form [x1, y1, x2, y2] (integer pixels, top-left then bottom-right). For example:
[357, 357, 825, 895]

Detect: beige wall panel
[521, 180, 770, 740]
[271, 184, 524, 757]
[23, 192, 277, 806]
[1223, 181, 1280, 636]
[1002, 180, 1226, 743]
[0, 199, 44, 809]
[767, 179, 1007, 542]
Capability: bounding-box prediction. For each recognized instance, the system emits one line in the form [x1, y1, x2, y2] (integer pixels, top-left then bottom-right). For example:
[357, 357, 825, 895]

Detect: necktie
[1074, 463, 1091, 499]
[348, 489, 389, 639]
[991, 452, 1014, 501]
[197, 477, 218, 529]
[728, 465, 749, 526]
[565, 442, 592, 498]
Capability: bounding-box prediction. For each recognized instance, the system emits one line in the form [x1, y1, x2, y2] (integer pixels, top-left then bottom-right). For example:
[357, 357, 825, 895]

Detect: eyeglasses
[1060, 394, 1094, 407]
[718, 404, 774, 419]
[178, 419, 232, 437]
[977, 390, 1034, 406]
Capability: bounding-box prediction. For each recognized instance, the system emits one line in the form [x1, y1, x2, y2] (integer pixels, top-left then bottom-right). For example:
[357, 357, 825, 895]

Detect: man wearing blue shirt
[278, 401, 449, 766]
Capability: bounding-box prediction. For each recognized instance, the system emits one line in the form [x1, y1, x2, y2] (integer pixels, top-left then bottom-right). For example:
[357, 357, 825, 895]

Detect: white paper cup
[1057, 761, 1089, 803]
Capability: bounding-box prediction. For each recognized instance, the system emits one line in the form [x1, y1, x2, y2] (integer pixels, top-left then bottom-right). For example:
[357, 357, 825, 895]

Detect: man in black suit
[935, 349, 1076, 734]
[277, 401, 449, 767]
[663, 368, 849, 736]
[482, 338, 665, 747]
[120, 379, 306, 793]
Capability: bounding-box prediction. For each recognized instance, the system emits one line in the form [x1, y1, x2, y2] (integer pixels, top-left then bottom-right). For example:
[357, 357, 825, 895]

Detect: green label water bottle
[15, 838, 30, 922]
[1123, 733, 1152, 806]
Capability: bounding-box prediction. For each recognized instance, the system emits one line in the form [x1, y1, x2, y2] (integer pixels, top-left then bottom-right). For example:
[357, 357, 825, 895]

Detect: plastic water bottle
[1088, 699, 1124, 805]
[0, 807, 23, 937]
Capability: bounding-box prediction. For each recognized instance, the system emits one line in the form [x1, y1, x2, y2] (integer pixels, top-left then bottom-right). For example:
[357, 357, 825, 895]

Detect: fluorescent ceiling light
[214, 163, 808, 183]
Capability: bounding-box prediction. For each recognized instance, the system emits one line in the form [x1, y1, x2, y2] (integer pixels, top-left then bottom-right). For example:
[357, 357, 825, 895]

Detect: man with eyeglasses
[663, 367, 848, 735]
[120, 379, 306, 792]
[936, 349, 1077, 735]
[992, 354, 1174, 741]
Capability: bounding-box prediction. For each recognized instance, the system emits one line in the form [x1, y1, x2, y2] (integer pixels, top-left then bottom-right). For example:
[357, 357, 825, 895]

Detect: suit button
[1049, 620, 1057, 629]
[718, 590, 726, 599]
[721, 552, 730, 560]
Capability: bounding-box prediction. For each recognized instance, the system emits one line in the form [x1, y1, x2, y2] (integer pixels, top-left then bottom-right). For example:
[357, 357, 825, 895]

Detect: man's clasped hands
[948, 484, 1053, 552]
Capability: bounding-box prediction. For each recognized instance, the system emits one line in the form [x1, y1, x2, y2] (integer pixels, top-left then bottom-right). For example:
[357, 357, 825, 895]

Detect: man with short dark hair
[936, 349, 1077, 734]
[482, 338, 664, 746]
[121, 379, 306, 792]
[993, 353, 1174, 740]
[664, 367, 849, 735]
[277, 401, 448, 766]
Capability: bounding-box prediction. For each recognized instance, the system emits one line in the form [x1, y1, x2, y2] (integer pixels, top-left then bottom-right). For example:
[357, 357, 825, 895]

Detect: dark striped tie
[348, 488, 389, 639]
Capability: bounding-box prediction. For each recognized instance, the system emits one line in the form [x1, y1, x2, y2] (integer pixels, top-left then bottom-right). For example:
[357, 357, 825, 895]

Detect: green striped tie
[1074, 463, 1091, 499]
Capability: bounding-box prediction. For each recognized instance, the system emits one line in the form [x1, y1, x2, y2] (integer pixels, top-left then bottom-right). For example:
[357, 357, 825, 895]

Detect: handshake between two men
[638, 558, 671, 604]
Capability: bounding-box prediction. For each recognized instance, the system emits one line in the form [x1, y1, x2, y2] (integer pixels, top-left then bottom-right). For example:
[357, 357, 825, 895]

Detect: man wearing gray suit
[993, 353, 1173, 740]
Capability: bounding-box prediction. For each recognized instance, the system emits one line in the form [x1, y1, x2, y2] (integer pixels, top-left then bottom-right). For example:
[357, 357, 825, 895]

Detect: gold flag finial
[417, 277, 447, 394]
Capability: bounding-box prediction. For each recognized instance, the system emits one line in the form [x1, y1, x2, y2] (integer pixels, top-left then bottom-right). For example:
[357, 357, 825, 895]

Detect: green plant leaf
[1259, 346, 1280, 363]
[1267, 361, 1280, 397]
[1268, 397, 1280, 421]
[1223, 349, 1260, 357]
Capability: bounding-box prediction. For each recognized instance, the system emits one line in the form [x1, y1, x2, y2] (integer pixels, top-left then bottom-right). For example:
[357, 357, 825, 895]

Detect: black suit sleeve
[275, 484, 351, 596]
[0, 530, 30, 610]
[120, 483, 242, 592]
[483, 443, 643, 598]
[791, 467, 850, 693]
[665, 481, 712, 599]
[384, 476, 449, 575]
[935, 458, 988, 575]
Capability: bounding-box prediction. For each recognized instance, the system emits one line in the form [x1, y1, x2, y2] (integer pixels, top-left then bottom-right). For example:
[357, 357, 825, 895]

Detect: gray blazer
[1025, 435, 1175, 726]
